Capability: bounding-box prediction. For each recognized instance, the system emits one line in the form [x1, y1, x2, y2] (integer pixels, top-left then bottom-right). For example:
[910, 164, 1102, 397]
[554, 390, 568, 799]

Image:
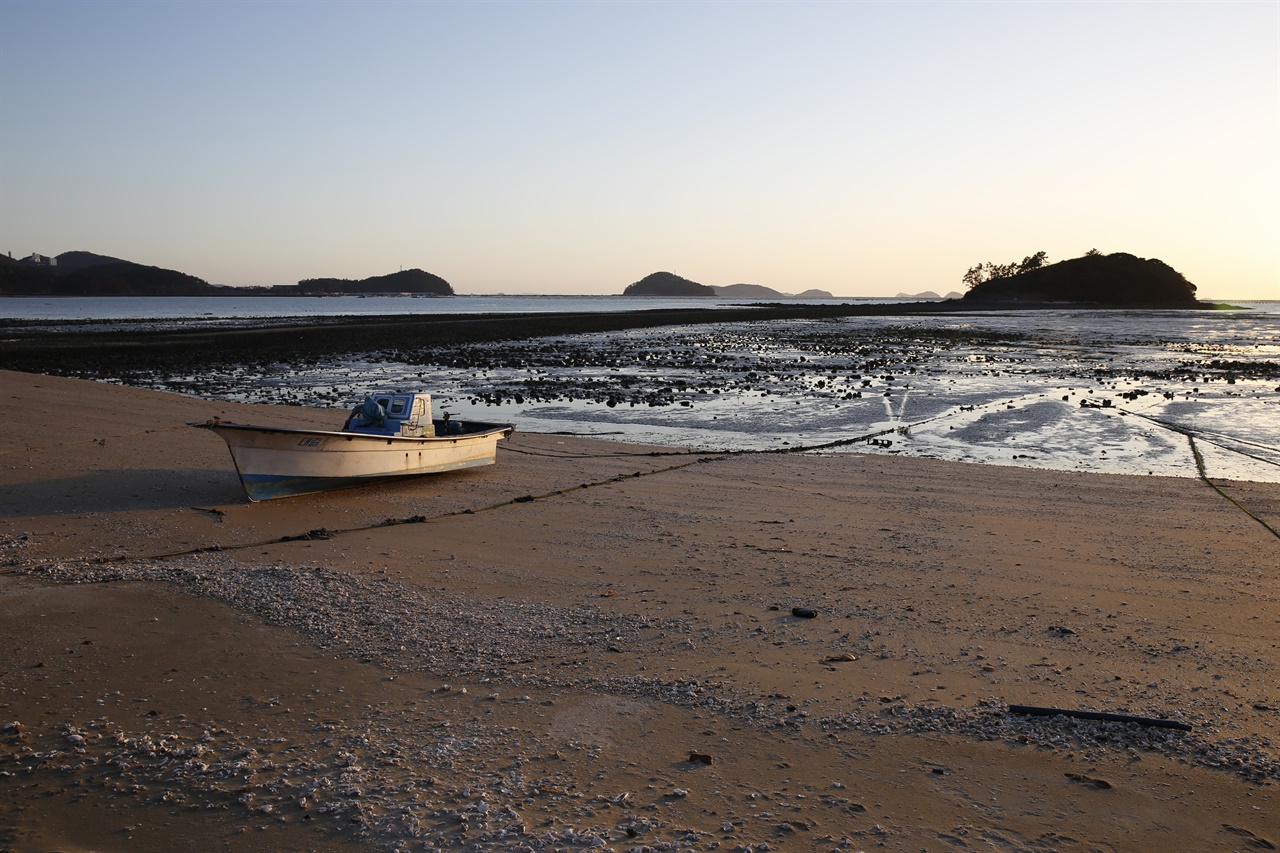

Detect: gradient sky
[1, 1, 1277, 298]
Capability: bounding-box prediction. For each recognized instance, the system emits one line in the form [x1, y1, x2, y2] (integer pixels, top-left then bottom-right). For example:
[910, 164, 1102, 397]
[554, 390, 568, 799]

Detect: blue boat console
[343, 391, 433, 437]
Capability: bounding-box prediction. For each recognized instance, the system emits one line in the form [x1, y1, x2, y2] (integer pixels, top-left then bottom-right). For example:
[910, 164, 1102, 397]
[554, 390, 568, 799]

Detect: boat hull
[199, 421, 514, 501]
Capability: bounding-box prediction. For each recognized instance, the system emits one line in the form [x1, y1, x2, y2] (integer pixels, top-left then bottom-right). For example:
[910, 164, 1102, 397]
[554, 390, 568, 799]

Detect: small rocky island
[622, 271, 832, 299]
[963, 252, 1199, 306]
[623, 272, 716, 297]
[897, 290, 964, 300]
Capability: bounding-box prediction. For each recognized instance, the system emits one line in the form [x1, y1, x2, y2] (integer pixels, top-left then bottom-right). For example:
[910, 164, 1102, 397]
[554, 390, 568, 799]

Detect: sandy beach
[1, 368, 1277, 852]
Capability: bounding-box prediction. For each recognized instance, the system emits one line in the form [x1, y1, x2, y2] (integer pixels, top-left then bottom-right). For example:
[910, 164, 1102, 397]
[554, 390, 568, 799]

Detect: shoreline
[3, 302, 1276, 487]
[2, 370, 1277, 851]
[0, 298, 1241, 358]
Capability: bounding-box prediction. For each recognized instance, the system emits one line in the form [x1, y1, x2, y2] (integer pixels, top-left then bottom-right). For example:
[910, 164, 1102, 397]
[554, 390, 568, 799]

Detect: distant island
[0, 251, 453, 297]
[962, 251, 1199, 306]
[1, 250, 1209, 308]
[622, 272, 714, 297]
[623, 271, 833, 299]
[296, 269, 452, 296]
[896, 290, 964, 300]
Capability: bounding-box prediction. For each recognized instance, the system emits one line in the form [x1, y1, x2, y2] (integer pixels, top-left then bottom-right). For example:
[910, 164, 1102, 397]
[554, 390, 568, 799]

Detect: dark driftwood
[1008, 704, 1193, 732]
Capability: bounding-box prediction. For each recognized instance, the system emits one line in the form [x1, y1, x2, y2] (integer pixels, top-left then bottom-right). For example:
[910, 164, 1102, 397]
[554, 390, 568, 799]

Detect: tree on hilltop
[962, 251, 1048, 289]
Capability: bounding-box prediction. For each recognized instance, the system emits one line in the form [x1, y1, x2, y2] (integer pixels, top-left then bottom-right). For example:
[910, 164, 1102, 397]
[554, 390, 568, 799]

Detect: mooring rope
[5, 398, 1275, 575]
[1186, 433, 1280, 540]
[1111, 405, 1280, 540]
[500, 406, 960, 460]
[3, 455, 720, 575]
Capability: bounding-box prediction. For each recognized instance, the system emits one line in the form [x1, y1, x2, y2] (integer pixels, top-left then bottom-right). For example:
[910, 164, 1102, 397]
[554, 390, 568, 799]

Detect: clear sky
[1, 1, 1276, 298]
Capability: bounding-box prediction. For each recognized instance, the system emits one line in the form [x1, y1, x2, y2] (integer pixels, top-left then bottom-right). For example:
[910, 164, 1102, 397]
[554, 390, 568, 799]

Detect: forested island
[0, 251, 454, 297]
[961, 250, 1200, 306]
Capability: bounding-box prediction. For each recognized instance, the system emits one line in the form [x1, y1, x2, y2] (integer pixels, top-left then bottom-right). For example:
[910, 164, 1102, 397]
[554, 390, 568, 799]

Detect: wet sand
[1, 369, 1277, 851]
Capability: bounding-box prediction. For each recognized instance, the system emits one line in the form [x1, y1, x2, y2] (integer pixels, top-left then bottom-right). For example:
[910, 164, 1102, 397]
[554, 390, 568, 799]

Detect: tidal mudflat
[68, 307, 1280, 483]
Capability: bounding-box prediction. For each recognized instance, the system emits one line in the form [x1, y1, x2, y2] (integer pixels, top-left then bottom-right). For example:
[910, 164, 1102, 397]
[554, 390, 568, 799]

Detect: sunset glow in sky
[2, 1, 1277, 298]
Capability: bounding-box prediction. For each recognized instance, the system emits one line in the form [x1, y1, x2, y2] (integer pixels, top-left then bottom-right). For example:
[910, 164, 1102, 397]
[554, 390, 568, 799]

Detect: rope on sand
[1121, 409, 1280, 468]
[4, 455, 725, 576]
[500, 443, 708, 460]
[6, 402, 1273, 576]
[506, 402, 1280, 540]
[500, 408, 960, 460]
[1186, 433, 1279, 540]
[1081, 405, 1280, 540]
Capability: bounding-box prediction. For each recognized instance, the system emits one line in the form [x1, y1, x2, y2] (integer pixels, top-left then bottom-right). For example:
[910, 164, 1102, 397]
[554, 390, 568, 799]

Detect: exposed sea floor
[109, 308, 1280, 483]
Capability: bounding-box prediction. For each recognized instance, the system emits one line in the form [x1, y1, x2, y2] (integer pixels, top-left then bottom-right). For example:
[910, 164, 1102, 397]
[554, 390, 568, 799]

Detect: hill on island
[48, 251, 132, 275]
[623, 273, 833, 299]
[623, 272, 716, 297]
[963, 252, 1198, 306]
[0, 251, 214, 296]
[61, 261, 213, 296]
[296, 269, 453, 296]
[897, 290, 964, 300]
[714, 283, 779, 298]
[716, 283, 834, 299]
[0, 252, 454, 296]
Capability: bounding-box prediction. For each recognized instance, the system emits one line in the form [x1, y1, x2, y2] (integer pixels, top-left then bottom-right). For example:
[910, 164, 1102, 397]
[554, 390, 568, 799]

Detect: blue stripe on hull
[240, 464, 491, 502]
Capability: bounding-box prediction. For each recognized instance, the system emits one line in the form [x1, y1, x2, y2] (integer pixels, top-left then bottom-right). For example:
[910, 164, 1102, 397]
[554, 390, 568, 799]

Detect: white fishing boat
[195, 391, 514, 502]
